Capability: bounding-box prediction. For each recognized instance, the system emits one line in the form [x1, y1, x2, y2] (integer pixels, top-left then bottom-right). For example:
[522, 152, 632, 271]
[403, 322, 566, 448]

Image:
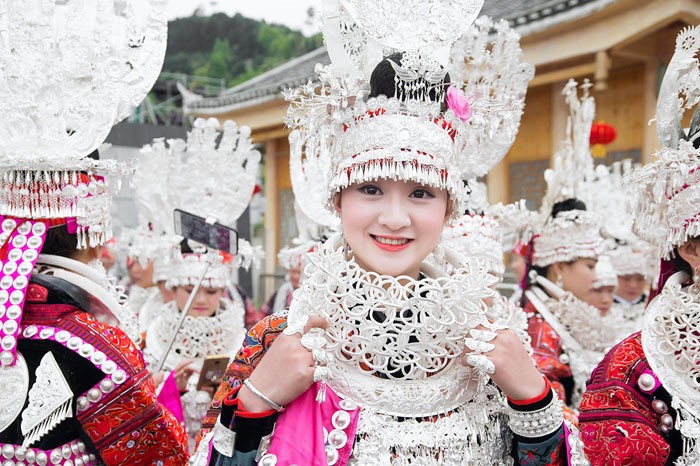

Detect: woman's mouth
[371, 235, 413, 251]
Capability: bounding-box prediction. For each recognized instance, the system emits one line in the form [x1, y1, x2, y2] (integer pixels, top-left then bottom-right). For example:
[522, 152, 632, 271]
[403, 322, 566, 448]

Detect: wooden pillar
[487, 158, 507, 204]
[643, 59, 661, 164]
[263, 139, 278, 296]
[551, 81, 568, 160]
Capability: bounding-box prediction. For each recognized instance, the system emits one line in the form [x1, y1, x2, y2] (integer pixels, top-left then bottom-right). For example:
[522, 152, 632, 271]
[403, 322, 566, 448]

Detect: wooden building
[180, 0, 700, 288]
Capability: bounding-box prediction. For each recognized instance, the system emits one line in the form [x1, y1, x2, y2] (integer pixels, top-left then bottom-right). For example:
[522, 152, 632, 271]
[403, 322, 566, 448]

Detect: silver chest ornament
[0, 351, 29, 432]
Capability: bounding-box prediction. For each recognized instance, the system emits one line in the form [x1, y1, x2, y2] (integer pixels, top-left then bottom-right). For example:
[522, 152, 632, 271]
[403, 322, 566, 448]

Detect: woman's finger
[303, 315, 329, 333]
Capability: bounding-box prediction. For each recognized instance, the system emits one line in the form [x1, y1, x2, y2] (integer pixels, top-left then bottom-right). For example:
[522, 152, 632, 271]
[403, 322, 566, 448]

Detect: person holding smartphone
[137, 118, 261, 452]
[143, 244, 246, 452]
[190, 3, 586, 464]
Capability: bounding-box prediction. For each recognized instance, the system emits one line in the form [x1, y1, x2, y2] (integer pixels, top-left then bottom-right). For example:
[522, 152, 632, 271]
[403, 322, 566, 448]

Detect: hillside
[165, 13, 323, 87]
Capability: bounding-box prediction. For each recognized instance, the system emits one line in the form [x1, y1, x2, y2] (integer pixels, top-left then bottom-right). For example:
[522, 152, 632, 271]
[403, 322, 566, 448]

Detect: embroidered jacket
[578, 332, 683, 465]
[524, 298, 575, 406]
[0, 277, 189, 465]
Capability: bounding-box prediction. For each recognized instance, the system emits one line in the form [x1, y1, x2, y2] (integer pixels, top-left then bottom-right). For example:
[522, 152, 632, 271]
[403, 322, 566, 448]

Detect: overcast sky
[167, 0, 322, 34]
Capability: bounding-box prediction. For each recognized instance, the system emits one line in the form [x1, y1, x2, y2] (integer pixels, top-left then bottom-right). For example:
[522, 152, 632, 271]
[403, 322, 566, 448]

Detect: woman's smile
[371, 234, 414, 251]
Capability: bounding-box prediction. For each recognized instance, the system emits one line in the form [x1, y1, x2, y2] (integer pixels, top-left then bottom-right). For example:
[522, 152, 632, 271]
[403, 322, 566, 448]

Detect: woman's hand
[173, 359, 197, 393]
[462, 327, 546, 401]
[152, 370, 165, 387]
[238, 316, 329, 413]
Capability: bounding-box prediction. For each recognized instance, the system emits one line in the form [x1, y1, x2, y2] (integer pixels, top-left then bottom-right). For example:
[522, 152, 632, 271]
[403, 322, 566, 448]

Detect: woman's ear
[678, 240, 700, 272]
[548, 262, 563, 281]
[333, 192, 342, 215]
[444, 198, 452, 223]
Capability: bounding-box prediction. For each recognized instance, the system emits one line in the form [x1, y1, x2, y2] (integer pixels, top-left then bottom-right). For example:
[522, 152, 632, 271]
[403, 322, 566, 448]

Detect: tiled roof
[185, 47, 330, 112]
[185, 0, 616, 112]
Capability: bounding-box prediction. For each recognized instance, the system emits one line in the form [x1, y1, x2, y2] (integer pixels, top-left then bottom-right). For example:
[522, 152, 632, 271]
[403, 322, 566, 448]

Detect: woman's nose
[377, 196, 411, 230]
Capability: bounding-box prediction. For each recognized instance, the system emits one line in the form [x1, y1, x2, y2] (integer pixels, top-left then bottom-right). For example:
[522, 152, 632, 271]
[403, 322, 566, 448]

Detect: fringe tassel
[22, 398, 72, 448]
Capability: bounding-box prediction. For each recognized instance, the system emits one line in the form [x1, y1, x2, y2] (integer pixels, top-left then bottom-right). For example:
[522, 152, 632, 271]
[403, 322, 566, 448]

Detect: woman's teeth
[374, 236, 409, 245]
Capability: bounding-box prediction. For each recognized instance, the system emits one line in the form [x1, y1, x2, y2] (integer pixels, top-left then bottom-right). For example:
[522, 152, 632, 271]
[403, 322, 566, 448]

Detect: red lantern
[590, 121, 617, 158]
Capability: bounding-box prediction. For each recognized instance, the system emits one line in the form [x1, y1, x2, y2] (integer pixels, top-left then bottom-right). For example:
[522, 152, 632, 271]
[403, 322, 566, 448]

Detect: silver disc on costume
[0, 351, 29, 432]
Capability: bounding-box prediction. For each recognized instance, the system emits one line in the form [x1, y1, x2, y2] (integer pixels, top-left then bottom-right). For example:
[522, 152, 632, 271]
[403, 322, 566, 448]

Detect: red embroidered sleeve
[196, 313, 288, 447]
[525, 300, 572, 404]
[69, 313, 189, 465]
[578, 332, 671, 465]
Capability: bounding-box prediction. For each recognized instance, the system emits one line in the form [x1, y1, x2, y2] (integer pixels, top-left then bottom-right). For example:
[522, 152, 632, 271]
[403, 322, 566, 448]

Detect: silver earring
[432, 238, 446, 265]
[342, 237, 353, 258]
[555, 275, 564, 288]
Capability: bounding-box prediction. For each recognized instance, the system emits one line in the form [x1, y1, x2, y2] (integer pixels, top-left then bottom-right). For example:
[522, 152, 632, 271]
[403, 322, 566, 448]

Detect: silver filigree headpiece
[541, 80, 596, 214]
[579, 160, 660, 278]
[285, 0, 532, 221]
[532, 80, 604, 267]
[532, 210, 605, 268]
[165, 253, 232, 290]
[444, 213, 504, 276]
[628, 26, 700, 259]
[0, 0, 167, 247]
[139, 117, 264, 272]
[607, 241, 658, 280]
[0, 1, 167, 367]
[593, 255, 617, 289]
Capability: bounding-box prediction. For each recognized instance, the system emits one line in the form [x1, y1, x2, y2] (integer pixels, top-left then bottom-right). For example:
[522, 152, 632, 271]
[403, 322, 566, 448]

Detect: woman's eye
[410, 189, 435, 199]
[358, 185, 381, 195]
[206, 289, 218, 295]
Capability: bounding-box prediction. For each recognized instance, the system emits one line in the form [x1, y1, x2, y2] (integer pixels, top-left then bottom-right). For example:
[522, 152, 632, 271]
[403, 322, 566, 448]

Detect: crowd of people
[1, 1, 699, 465]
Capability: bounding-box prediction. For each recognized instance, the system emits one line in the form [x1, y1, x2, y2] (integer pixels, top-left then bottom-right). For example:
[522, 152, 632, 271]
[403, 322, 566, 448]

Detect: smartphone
[196, 355, 230, 391]
[173, 209, 239, 255]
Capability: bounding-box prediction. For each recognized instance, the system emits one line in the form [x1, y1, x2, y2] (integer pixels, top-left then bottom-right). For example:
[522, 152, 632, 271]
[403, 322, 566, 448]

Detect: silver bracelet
[505, 390, 564, 438]
[243, 379, 286, 412]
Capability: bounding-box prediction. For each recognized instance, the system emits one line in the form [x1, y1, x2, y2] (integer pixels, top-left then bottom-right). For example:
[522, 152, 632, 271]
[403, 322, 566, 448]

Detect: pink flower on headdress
[446, 85, 472, 122]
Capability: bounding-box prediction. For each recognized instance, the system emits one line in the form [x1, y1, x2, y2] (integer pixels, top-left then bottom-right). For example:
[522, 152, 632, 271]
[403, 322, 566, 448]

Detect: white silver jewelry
[469, 328, 498, 342]
[464, 354, 496, 375]
[0, 351, 29, 432]
[505, 391, 564, 438]
[285, 234, 496, 417]
[643, 273, 700, 464]
[212, 418, 236, 457]
[464, 338, 495, 354]
[243, 379, 285, 412]
[284, 313, 308, 336]
[21, 352, 74, 448]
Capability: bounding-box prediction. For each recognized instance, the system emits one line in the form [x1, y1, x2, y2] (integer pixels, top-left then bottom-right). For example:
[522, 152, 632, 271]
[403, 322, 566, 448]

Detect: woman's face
[587, 286, 615, 316]
[616, 273, 647, 302]
[335, 179, 449, 279]
[555, 258, 598, 301]
[288, 264, 302, 289]
[127, 258, 154, 288]
[174, 285, 224, 318]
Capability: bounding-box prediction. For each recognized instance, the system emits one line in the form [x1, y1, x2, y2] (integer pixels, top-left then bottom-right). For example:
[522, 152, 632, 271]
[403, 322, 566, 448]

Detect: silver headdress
[0, 0, 167, 365]
[592, 255, 617, 289]
[579, 159, 659, 280]
[285, 0, 532, 221]
[138, 117, 263, 290]
[165, 253, 232, 290]
[607, 240, 658, 280]
[445, 180, 535, 277]
[532, 80, 604, 268]
[632, 25, 700, 465]
[628, 26, 700, 259]
[0, 1, 167, 247]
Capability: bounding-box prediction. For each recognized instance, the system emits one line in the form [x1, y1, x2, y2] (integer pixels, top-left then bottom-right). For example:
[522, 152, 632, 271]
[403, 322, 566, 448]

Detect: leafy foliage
[164, 13, 323, 86]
